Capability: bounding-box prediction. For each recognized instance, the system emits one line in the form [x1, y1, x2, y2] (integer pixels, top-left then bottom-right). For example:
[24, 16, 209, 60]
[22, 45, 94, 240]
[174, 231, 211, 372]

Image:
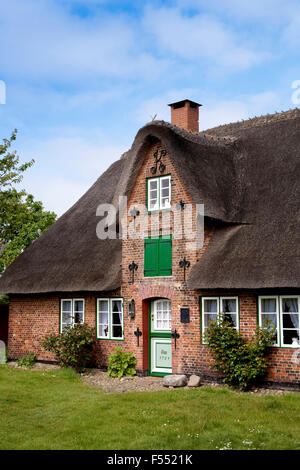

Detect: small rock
[163, 374, 187, 388]
[187, 375, 201, 387]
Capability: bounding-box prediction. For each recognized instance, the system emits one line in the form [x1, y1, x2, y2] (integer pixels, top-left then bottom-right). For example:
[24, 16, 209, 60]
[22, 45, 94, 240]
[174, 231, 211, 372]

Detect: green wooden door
[149, 299, 172, 376]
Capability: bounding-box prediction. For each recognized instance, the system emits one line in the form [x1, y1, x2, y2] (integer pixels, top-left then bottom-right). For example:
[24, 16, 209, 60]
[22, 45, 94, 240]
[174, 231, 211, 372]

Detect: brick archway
[138, 283, 176, 303]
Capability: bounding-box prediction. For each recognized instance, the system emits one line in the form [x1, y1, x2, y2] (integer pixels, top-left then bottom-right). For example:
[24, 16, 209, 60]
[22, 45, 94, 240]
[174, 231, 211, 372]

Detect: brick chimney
[168, 99, 202, 132]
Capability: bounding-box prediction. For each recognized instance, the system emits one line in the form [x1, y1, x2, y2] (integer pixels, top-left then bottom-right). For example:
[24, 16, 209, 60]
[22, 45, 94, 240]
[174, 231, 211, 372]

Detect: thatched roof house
[2, 100, 300, 385]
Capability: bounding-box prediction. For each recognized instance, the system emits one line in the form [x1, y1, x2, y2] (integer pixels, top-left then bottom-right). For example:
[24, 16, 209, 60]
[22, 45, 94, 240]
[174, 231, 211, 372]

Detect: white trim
[279, 295, 300, 348]
[201, 296, 219, 343]
[152, 299, 172, 332]
[220, 296, 239, 331]
[147, 175, 171, 211]
[96, 298, 124, 340]
[160, 175, 171, 210]
[258, 296, 279, 347]
[60, 298, 85, 333]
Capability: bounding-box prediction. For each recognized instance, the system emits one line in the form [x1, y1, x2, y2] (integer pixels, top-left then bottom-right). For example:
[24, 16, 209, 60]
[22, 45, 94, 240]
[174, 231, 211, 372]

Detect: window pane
[283, 313, 299, 329]
[111, 300, 122, 338]
[100, 324, 109, 337]
[204, 299, 217, 313]
[74, 300, 84, 312]
[161, 198, 170, 208]
[261, 298, 276, 313]
[204, 313, 217, 327]
[261, 313, 277, 328]
[161, 179, 170, 188]
[100, 310, 108, 324]
[222, 299, 236, 313]
[62, 300, 72, 312]
[162, 188, 169, 198]
[223, 313, 237, 327]
[99, 300, 108, 312]
[283, 329, 299, 345]
[62, 311, 72, 325]
[112, 325, 122, 338]
[150, 180, 158, 190]
[282, 298, 298, 312]
[74, 311, 83, 324]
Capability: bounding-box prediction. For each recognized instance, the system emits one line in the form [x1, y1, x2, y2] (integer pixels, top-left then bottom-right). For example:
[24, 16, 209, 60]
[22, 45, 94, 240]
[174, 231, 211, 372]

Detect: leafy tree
[0, 130, 56, 279]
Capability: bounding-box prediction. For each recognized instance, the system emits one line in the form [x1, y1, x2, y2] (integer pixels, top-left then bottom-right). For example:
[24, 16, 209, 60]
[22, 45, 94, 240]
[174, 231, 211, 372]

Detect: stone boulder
[163, 374, 188, 388]
[187, 375, 201, 387]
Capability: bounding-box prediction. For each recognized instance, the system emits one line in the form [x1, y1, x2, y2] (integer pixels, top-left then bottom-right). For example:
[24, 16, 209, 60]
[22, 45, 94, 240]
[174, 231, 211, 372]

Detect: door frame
[148, 299, 172, 377]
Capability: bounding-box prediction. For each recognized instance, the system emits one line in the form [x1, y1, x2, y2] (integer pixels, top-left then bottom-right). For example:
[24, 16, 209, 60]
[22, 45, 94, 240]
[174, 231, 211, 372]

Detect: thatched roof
[1, 108, 300, 293]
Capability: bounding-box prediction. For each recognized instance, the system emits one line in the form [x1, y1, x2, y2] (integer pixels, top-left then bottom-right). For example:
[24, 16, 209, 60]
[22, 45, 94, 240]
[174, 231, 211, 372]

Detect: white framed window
[147, 175, 171, 211]
[258, 296, 279, 346]
[97, 298, 123, 340]
[201, 296, 239, 342]
[60, 298, 84, 332]
[280, 296, 300, 347]
[220, 297, 239, 330]
[154, 299, 172, 331]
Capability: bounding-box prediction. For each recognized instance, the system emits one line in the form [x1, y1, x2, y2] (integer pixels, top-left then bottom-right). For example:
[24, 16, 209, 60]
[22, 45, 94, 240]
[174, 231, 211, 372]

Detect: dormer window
[147, 175, 171, 211]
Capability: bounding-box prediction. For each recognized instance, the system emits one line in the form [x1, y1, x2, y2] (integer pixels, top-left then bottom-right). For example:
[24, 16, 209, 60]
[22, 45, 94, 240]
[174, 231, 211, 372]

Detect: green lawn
[1, 365, 300, 450]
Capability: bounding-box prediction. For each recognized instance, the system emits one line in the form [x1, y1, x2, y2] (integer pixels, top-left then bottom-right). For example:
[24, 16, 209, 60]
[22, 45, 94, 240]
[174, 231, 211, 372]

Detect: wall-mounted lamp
[127, 299, 135, 319]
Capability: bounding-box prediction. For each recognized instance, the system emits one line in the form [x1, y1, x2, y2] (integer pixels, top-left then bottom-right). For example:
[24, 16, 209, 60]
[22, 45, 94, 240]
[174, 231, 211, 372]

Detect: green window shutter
[158, 236, 172, 276]
[144, 238, 159, 277]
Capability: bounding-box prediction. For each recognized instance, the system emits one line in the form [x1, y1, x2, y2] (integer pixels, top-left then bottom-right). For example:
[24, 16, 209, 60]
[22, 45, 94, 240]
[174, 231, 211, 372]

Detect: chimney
[168, 99, 202, 132]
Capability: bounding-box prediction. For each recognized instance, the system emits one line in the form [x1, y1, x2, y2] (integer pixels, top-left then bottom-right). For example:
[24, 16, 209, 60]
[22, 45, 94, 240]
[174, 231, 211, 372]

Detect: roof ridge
[201, 107, 300, 136]
[141, 120, 237, 145]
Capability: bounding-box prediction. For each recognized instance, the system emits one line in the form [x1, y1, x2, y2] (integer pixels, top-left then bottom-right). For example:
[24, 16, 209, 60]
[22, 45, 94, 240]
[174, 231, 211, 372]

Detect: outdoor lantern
[127, 299, 135, 319]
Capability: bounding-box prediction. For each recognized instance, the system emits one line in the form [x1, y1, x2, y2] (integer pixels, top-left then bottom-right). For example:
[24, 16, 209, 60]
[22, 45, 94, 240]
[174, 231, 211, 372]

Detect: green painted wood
[144, 238, 159, 277]
[144, 235, 172, 277]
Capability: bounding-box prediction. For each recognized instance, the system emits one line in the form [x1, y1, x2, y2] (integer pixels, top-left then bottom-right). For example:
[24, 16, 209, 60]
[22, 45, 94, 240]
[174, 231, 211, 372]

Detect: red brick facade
[7, 138, 300, 386]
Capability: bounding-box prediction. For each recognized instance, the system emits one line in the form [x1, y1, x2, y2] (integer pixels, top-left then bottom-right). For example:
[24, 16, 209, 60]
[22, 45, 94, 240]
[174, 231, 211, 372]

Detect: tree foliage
[0, 130, 56, 276]
[205, 315, 275, 390]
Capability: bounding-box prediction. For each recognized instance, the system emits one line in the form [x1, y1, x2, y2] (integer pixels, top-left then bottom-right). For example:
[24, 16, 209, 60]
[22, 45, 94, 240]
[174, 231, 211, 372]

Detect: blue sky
[0, 0, 300, 215]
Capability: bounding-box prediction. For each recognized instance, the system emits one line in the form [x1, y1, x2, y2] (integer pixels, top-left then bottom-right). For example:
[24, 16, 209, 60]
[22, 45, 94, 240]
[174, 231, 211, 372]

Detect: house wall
[8, 139, 300, 386]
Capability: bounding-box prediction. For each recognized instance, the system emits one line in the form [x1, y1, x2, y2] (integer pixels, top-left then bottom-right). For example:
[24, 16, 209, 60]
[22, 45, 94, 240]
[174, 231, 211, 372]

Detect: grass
[1, 365, 300, 450]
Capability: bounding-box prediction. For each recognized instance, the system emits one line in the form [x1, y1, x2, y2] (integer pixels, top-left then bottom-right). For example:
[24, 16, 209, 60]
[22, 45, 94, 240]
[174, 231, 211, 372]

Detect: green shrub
[41, 323, 96, 372]
[16, 352, 36, 368]
[108, 346, 137, 378]
[205, 315, 275, 390]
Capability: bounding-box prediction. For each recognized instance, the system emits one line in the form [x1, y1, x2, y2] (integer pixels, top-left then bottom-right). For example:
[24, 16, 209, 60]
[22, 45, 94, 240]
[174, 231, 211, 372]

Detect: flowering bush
[41, 323, 96, 372]
[205, 315, 275, 390]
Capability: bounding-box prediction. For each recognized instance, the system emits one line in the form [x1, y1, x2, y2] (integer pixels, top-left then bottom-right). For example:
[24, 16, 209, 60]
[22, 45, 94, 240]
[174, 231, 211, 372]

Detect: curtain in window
[282, 298, 299, 345]
[112, 300, 122, 338]
[222, 299, 237, 327]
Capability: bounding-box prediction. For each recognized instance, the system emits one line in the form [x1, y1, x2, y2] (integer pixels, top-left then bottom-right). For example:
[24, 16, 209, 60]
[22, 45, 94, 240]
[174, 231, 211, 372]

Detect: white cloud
[20, 132, 127, 215]
[143, 7, 267, 71]
[177, 0, 300, 23]
[0, 0, 171, 82]
[199, 92, 282, 130]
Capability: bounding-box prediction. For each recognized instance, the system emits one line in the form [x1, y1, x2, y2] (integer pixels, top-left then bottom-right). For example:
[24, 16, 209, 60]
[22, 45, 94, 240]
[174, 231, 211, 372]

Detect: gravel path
[81, 370, 168, 393]
[8, 362, 297, 395]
